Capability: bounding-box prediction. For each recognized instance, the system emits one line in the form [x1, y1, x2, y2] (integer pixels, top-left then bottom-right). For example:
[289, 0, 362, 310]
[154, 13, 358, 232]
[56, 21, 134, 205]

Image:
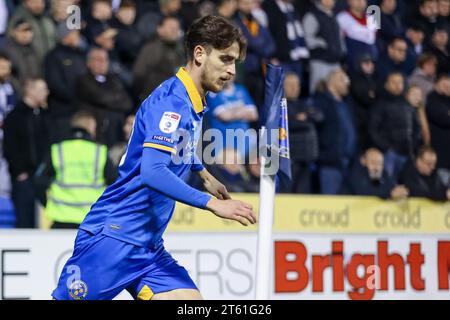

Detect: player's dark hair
[184, 15, 246, 61]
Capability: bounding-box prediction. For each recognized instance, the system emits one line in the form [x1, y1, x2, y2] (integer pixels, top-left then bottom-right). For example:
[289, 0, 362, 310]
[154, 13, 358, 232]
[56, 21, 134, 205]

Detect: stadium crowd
[0, 0, 449, 229]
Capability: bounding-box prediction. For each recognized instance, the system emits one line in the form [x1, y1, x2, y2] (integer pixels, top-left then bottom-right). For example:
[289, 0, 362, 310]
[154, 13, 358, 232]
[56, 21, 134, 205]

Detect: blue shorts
[52, 229, 197, 300]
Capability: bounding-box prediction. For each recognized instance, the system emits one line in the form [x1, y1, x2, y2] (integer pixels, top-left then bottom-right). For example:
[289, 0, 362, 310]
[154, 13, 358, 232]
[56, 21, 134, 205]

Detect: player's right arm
[139, 99, 255, 226]
[141, 147, 256, 226]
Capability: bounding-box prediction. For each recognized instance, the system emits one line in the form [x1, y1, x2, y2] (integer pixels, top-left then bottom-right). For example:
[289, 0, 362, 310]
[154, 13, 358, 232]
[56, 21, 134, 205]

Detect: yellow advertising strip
[167, 194, 450, 234]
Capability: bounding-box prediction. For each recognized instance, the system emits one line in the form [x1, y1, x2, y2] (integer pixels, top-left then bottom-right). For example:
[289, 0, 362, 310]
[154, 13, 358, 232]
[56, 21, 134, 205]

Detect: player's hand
[199, 170, 231, 200]
[206, 198, 257, 226]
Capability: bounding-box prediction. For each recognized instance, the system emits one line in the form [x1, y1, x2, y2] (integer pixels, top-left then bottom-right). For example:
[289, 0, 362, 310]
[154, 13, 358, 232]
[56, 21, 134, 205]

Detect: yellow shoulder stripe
[143, 143, 176, 154]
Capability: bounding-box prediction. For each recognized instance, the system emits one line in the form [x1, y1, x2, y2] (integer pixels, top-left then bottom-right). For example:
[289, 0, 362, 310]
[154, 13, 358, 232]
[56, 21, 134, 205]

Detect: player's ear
[193, 45, 207, 66]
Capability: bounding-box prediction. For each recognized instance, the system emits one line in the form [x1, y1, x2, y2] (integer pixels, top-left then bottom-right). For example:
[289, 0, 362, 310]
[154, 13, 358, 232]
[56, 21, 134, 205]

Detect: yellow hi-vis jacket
[45, 139, 107, 224]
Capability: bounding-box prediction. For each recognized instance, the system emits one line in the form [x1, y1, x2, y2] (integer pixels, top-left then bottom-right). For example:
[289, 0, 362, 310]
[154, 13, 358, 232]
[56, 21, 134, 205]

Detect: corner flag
[255, 64, 291, 300]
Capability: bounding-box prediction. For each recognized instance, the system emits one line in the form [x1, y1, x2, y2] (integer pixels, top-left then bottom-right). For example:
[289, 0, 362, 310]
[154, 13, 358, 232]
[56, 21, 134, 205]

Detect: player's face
[201, 41, 240, 93]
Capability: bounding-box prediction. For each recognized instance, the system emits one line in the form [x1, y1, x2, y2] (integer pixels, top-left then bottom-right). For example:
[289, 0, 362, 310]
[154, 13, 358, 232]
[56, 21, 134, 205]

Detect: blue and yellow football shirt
[78, 68, 208, 248]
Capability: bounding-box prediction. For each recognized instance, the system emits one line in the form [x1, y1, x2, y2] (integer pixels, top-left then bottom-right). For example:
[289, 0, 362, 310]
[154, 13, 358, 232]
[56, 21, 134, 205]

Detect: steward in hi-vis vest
[45, 111, 115, 229]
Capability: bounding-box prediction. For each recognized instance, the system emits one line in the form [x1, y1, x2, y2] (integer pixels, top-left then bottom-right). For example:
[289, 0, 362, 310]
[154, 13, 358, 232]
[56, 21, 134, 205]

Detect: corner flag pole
[255, 126, 276, 300]
[255, 64, 289, 300]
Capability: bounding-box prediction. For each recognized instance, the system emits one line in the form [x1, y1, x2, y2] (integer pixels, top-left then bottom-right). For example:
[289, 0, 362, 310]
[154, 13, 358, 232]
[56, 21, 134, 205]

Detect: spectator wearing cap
[262, 0, 309, 79]
[399, 146, 450, 201]
[368, 72, 422, 178]
[7, 0, 55, 64]
[132, 16, 184, 103]
[336, 0, 378, 68]
[408, 53, 437, 99]
[302, 0, 346, 93]
[426, 24, 450, 74]
[90, 22, 133, 89]
[76, 47, 133, 147]
[349, 53, 378, 151]
[376, 37, 413, 82]
[345, 148, 409, 200]
[110, 0, 143, 71]
[44, 22, 87, 143]
[377, 0, 405, 53]
[2, 19, 42, 93]
[426, 74, 450, 171]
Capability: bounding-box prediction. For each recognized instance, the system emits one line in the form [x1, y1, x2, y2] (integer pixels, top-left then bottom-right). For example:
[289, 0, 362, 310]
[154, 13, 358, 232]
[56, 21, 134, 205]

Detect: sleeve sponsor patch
[152, 135, 175, 144]
[159, 112, 181, 134]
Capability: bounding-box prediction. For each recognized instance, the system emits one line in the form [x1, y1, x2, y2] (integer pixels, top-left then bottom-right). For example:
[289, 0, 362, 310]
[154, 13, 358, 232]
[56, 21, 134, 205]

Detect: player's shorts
[51, 229, 197, 300]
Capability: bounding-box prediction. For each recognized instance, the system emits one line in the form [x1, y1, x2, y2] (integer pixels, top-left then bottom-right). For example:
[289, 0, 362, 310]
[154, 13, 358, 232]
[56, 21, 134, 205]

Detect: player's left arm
[197, 168, 231, 200]
[191, 154, 231, 200]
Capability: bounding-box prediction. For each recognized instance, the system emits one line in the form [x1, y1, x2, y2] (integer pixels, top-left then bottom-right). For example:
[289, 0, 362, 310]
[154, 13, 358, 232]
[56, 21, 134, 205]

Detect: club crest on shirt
[159, 112, 181, 134]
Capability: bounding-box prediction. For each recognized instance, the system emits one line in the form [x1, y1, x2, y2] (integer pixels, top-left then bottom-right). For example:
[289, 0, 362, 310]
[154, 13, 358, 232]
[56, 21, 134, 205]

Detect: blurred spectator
[302, 0, 346, 93]
[3, 78, 50, 228]
[45, 22, 87, 143]
[44, 111, 115, 229]
[244, 151, 260, 192]
[406, 85, 431, 146]
[205, 75, 258, 158]
[0, 55, 17, 119]
[7, 0, 56, 64]
[426, 74, 450, 170]
[376, 37, 413, 82]
[337, 0, 378, 68]
[437, 0, 450, 31]
[110, 0, 143, 71]
[216, 0, 238, 19]
[179, 0, 202, 31]
[50, 0, 75, 24]
[368, 72, 421, 178]
[346, 148, 409, 199]
[286, 72, 322, 193]
[109, 113, 135, 179]
[3, 19, 42, 93]
[262, 0, 309, 79]
[206, 148, 256, 192]
[0, 0, 14, 47]
[136, 0, 182, 41]
[76, 47, 133, 147]
[132, 16, 184, 103]
[85, 0, 113, 43]
[408, 52, 438, 98]
[399, 146, 450, 200]
[378, 0, 405, 53]
[426, 24, 450, 75]
[315, 69, 357, 194]
[349, 53, 378, 151]
[416, 0, 439, 44]
[235, 0, 276, 108]
[0, 54, 16, 205]
[405, 22, 426, 59]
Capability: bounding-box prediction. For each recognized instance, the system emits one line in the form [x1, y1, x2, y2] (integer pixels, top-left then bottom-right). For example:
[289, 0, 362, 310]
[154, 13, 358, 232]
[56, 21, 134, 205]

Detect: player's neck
[185, 63, 206, 98]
